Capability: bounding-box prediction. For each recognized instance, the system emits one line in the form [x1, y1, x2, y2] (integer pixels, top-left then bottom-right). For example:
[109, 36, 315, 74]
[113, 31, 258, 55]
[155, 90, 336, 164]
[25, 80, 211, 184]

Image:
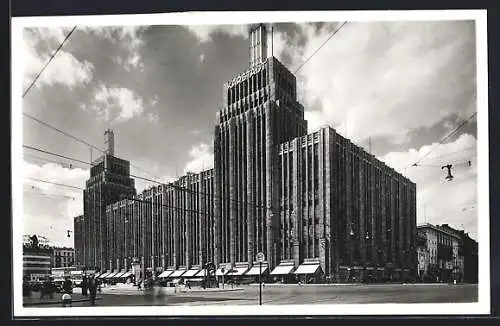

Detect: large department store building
[76, 24, 417, 283]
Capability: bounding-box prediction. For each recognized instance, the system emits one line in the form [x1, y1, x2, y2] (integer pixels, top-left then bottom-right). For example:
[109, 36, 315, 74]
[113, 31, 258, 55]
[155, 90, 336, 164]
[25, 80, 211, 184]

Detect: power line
[23, 26, 78, 98]
[23, 113, 104, 152]
[25, 177, 84, 190]
[23, 144, 271, 210]
[294, 22, 348, 74]
[411, 110, 477, 168]
[24, 176, 215, 217]
[423, 145, 476, 163]
[22, 113, 160, 180]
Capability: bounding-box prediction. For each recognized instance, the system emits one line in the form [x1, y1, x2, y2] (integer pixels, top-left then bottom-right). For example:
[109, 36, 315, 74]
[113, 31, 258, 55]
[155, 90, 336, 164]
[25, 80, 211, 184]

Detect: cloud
[23, 161, 88, 247]
[82, 26, 147, 71]
[82, 83, 145, 122]
[199, 53, 205, 63]
[147, 112, 159, 123]
[184, 142, 214, 173]
[378, 133, 478, 239]
[149, 94, 160, 107]
[186, 24, 248, 43]
[273, 21, 476, 144]
[23, 27, 94, 90]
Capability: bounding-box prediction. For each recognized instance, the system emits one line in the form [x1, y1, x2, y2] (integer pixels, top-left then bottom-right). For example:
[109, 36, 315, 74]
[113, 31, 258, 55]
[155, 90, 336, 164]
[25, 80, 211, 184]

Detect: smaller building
[23, 245, 53, 282]
[417, 223, 464, 283]
[51, 247, 75, 268]
[439, 224, 478, 283]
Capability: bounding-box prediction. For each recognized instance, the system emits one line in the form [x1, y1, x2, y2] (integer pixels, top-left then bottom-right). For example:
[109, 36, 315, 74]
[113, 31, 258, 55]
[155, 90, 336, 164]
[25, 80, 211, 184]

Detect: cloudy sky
[20, 19, 478, 247]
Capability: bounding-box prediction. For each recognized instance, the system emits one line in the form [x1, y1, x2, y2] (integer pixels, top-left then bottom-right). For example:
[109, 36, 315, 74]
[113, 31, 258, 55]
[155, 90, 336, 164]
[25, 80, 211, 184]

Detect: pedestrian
[82, 276, 88, 296]
[89, 275, 97, 306]
[63, 276, 73, 295]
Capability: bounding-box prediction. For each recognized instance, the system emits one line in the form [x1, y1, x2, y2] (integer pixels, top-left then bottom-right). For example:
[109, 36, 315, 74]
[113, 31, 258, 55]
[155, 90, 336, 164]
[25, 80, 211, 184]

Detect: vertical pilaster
[229, 118, 237, 264]
[246, 110, 255, 266]
[265, 102, 276, 269]
[319, 130, 326, 274]
[214, 125, 222, 265]
[381, 171, 387, 264]
[371, 162, 377, 264]
[360, 154, 366, 264]
[292, 138, 301, 267]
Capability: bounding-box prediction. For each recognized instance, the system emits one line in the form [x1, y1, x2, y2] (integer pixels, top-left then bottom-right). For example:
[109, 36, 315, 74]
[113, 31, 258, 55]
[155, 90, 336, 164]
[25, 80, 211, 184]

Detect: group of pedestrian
[75, 274, 99, 306]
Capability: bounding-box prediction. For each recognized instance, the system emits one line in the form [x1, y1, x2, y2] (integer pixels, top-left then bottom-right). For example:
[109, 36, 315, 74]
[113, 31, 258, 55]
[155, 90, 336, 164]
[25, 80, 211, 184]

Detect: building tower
[104, 129, 115, 156]
[83, 131, 136, 271]
[249, 24, 268, 68]
[214, 24, 308, 271]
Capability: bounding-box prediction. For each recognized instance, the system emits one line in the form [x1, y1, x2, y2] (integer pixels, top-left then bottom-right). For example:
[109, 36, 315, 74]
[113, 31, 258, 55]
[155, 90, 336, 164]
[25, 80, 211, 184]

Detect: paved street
[30, 283, 477, 307]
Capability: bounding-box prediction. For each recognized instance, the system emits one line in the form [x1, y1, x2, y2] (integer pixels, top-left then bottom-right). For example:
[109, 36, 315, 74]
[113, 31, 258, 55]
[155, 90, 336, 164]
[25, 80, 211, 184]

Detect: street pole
[222, 268, 224, 289]
[259, 262, 262, 305]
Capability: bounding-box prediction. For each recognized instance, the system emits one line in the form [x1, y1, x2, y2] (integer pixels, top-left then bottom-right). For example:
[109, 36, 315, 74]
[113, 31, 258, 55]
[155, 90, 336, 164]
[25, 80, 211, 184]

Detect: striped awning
[98, 272, 111, 278]
[227, 267, 249, 276]
[245, 264, 269, 276]
[271, 265, 295, 275]
[215, 268, 230, 276]
[120, 271, 133, 278]
[113, 271, 126, 278]
[293, 264, 321, 275]
[182, 269, 200, 277]
[158, 270, 174, 278]
[106, 271, 120, 278]
[169, 269, 186, 278]
[194, 269, 208, 277]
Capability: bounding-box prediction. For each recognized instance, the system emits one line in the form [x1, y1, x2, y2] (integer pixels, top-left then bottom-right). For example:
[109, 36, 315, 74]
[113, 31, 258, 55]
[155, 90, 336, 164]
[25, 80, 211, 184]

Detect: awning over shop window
[215, 268, 230, 276]
[194, 269, 208, 277]
[182, 269, 200, 277]
[70, 271, 83, 276]
[97, 272, 111, 278]
[189, 278, 204, 282]
[270, 265, 295, 275]
[106, 271, 120, 278]
[245, 264, 269, 276]
[227, 267, 249, 276]
[120, 271, 133, 278]
[172, 278, 182, 284]
[158, 270, 174, 278]
[293, 264, 321, 275]
[169, 270, 186, 278]
[113, 271, 126, 278]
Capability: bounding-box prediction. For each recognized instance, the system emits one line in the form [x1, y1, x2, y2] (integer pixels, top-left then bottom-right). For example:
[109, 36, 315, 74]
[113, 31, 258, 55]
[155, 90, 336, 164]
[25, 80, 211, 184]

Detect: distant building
[439, 224, 478, 283]
[417, 223, 463, 282]
[73, 215, 84, 268]
[51, 247, 75, 268]
[83, 129, 136, 271]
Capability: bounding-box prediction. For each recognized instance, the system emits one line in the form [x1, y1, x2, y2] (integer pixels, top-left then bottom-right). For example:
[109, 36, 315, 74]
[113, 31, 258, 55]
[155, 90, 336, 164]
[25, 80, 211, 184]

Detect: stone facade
[79, 24, 417, 281]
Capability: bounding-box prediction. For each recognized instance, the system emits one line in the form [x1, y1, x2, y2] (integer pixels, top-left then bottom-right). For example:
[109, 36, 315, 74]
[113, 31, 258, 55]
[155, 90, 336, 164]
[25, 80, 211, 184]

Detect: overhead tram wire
[23, 26, 78, 98]
[23, 177, 220, 218]
[25, 177, 84, 191]
[293, 21, 348, 74]
[22, 113, 161, 180]
[23, 144, 272, 211]
[410, 109, 478, 168]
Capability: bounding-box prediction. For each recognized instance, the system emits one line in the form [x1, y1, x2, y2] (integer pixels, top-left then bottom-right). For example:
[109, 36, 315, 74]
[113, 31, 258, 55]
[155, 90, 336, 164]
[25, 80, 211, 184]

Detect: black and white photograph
[11, 10, 489, 316]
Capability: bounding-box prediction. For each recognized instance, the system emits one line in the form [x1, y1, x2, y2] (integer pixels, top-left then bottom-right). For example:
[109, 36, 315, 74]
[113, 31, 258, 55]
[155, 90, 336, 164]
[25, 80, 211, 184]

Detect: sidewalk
[100, 285, 244, 295]
[23, 292, 103, 306]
